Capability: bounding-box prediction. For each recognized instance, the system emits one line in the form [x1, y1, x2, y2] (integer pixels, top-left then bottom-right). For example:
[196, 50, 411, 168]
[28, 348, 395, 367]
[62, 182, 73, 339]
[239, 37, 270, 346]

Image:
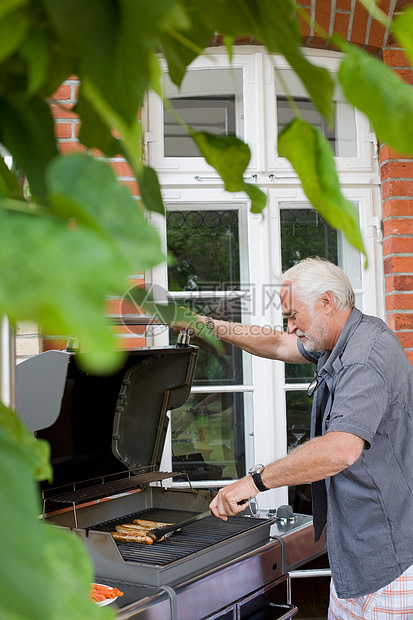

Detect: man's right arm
[194, 316, 308, 364]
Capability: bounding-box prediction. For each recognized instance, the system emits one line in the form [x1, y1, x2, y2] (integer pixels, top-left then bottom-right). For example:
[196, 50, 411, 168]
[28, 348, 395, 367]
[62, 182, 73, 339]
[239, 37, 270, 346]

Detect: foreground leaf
[0, 404, 114, 620]
[0, 205, 131, 373]
[0, 94, 58, 202]
[136, 164, 165, 215]
[192, 131, 267, 214]
[47, 153, 164, 270]
[278, 119, 367, 261]
[0, 404, 54, 620]
[338, 44, 413, 156]
[0, 403, 52, 481]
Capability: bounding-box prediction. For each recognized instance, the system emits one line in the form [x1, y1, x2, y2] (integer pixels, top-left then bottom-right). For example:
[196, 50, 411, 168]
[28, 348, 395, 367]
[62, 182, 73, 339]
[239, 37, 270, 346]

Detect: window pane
[163, 68, 243, 158]
[164, 96, 236, 157]
[171, 391, 246, 481]
[167, 209, 241, 291]
[281, 207, 338, 269]
[275, 69, 357, 157]
[169, 295, 245, 386]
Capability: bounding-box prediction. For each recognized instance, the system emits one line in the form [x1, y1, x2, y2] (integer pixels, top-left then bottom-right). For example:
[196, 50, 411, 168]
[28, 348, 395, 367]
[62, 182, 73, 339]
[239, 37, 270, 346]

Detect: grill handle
[147, 509, 213, 542]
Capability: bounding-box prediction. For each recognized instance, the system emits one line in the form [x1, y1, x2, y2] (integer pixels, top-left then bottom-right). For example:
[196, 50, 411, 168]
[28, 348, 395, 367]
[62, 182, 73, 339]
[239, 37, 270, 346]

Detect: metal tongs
[146, 510, 213, 542]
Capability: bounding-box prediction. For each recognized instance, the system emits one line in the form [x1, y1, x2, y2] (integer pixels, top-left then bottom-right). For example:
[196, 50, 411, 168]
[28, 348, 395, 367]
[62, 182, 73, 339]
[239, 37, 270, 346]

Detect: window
[145, 48, 382, 510]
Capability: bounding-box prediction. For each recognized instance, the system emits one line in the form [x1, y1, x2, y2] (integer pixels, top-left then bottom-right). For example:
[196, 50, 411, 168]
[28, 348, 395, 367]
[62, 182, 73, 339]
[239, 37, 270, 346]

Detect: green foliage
[338, 43, 413, 157]
[0, 0, 411, 618]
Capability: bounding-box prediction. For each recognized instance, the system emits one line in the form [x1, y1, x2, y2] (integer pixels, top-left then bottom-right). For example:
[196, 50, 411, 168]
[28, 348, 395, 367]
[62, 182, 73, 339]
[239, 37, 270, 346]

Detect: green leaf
[338, 44, 413, 156]
[137, 164, 165, 215]
[0, 95, 58, 202]
[75, 89, 121, 158]
[0, 403, 52, 481]
[158, 0, 212, 87]
[0, 403, 53, 620]
[392, 7, 413, 68]
[0, 0, 27, 21]
[44, 526, 115, 620]
[198, 0, 334, 124]
[19, 29, 50, 97]
[278, 118, 367, 261]
[0, 205, 130, 373]
[0, 8, 29, 64]
[0, 157, 23, 200]
[47, 153, 164, 270]
[0, 403, 114, 620]
[192, 131, 267, 214]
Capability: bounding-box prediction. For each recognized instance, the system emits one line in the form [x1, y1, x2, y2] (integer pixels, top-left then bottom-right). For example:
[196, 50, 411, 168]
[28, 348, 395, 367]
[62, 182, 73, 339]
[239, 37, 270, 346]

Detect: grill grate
[91, 508, 270, 566]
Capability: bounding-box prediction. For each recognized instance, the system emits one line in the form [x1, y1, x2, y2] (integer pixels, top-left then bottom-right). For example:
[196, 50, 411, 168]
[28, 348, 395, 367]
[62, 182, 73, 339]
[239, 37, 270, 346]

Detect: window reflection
[171, 391, 246, 481]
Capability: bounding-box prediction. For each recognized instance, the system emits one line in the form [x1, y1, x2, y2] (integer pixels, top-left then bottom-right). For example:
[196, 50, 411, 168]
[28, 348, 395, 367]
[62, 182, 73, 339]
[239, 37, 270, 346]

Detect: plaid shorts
[328, 564, 413, 619]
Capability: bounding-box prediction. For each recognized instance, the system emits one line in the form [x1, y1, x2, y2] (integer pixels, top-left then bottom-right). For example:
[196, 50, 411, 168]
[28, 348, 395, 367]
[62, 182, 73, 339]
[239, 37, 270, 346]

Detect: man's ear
[321, 291, 334, 314]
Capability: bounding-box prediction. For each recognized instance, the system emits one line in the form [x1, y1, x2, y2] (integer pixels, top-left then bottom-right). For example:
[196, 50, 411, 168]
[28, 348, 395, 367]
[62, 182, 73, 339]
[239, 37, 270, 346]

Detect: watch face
[249, 464, 264, 474]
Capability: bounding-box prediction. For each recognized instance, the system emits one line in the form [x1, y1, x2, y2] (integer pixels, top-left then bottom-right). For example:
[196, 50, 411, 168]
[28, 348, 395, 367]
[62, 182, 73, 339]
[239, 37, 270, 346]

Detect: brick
[394, 68, 413, 85]
[385, 274, 413, 292]
[120, 179, 140, 195]
[396, 331, 413, 348]
[59, 141, 88, 153]
[16, 321, 39, 335]
[381, 161, 413, 180]
[55, 123, 72, 139]
[115, 336, 146, 350]
[382, 49, 411, 67]
[383, 217, 413, 236]
[51, 84, 72, 101]
[42, 338, 67, 351]
[106, 298, 144, 315]
[386, 312, 413, 330]
[383, 236, 413, 254]
[386, 293, 413, 311]
[382, 199, 413, 218]
[112, 325, 145, 335]
[379, 144, 413, 162]
[109, 160, 134, 177]
[381, 180, 413, 199]
[16, 337, 41, 356]
[384, 256, 413, 273]
[49, 103, 78, 120]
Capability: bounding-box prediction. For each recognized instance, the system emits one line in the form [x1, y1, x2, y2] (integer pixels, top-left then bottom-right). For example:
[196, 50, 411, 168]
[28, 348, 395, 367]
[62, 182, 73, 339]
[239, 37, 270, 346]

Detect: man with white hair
[191, 257, 413, 619]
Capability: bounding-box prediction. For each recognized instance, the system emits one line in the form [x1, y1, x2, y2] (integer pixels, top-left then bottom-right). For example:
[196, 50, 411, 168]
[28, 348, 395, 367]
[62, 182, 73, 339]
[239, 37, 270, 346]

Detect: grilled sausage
[111, 531, 154, 545]
[133, 519, 172, 528]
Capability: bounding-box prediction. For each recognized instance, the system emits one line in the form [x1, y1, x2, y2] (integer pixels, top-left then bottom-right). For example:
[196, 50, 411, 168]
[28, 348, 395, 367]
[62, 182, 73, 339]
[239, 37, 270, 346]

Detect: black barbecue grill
[16, 342, 325, 620]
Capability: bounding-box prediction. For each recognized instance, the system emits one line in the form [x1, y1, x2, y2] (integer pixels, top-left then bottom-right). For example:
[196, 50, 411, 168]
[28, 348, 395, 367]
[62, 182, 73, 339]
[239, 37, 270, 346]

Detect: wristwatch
[248, 464, 269, 492]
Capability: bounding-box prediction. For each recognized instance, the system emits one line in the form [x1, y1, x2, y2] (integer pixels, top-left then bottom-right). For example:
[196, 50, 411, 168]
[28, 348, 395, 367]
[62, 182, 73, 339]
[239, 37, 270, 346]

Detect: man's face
[281, 284, 328, 352]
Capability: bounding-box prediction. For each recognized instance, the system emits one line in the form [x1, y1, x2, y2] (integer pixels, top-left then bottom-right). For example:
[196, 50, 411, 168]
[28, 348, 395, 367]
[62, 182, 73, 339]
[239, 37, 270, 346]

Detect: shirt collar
[319, 308, 362, 377]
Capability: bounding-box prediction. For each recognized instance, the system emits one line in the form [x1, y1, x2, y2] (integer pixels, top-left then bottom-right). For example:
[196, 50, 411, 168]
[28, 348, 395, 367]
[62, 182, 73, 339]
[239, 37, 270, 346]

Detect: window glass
[275, 69, 357, 157]
[286, 391, 313, 514]
[167, 209, 241, 291]
[163, 68, 243, 158]
[170, 391, 248, 481]
[166, 204, 250, 482]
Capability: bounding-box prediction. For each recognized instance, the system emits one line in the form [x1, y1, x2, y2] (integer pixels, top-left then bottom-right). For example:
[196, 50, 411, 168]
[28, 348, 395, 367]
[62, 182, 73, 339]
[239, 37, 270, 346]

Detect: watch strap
[251, 470, 269, 492]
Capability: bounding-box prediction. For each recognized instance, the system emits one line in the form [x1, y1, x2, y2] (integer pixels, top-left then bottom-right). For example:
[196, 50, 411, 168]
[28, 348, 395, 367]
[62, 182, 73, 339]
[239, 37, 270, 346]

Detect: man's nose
[287, 319, 297, 334]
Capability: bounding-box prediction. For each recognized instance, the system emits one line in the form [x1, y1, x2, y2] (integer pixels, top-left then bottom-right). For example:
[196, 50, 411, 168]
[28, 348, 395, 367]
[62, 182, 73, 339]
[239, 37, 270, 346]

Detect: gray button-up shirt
[297, 308, 413, 599]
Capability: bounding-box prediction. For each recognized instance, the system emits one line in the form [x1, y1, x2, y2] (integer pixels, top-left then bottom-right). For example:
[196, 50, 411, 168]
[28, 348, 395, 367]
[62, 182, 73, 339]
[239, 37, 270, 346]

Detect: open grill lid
[16, 345, 198, 497]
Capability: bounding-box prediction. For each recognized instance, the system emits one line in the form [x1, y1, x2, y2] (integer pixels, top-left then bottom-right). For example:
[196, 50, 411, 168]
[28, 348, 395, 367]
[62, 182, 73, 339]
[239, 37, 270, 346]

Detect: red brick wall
[381, 37, 413, 364]
[46, 79, 146, 352]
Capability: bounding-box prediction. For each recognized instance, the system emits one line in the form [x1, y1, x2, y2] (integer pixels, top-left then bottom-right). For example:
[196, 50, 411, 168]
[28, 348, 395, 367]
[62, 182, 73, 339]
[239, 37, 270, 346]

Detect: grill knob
[274, 504, 296, 523]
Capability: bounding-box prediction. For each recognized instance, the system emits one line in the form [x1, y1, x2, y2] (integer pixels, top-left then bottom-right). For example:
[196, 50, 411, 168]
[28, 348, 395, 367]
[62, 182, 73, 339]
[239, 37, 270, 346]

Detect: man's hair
[280, 257, 355, 311]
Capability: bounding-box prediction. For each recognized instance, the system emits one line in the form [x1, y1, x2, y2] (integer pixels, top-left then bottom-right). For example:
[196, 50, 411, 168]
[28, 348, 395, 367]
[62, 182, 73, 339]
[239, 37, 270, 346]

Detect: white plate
[92, 583, 118, 606]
